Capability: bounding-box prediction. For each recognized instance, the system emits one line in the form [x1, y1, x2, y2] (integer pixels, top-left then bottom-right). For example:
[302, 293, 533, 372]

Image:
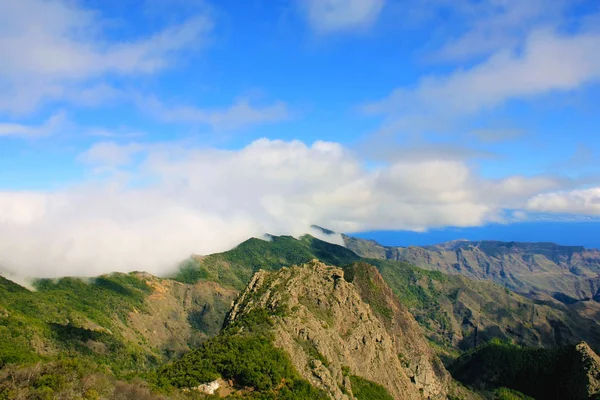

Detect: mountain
[343, 236, 600, 302]
[178, 234, 600, 356]
[156, 260, 478, 399]
[0, 235, 358, 368]
[0, 235, 361, 399]
[0, 271, 244, 399]
[451, 339, 600, 400]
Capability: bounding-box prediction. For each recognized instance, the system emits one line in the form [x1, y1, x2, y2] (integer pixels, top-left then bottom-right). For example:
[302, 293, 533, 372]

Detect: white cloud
[365, 28, 600, 133]
[0, 113, 67, 137]
[301, 0, 385, 33]
[0, 0, 212, 114]
[141, 96, 291, 131]
[0, 138, 580, 278]
[0, 192, 49, 225]
[527, 187, 600, 215]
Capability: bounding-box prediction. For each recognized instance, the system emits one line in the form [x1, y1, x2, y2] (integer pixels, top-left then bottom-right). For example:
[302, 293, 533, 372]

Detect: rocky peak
[226, 260, 462, 400]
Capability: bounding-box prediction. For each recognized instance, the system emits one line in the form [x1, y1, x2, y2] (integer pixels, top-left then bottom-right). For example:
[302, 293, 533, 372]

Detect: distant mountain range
[342, 234, 600, 303]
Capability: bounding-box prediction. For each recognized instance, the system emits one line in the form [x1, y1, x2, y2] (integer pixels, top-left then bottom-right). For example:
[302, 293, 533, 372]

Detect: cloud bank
[0, 138, 591, 279]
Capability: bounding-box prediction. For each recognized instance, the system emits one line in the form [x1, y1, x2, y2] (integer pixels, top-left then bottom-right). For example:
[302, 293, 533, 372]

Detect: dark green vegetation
[348, 375, 394, 400]
[366, 259, 450, 331]
[151, 310, 329, 399]
[451, 339, 600, 400]
[343, 262, 395, 321]
[174, 235, 359, 290]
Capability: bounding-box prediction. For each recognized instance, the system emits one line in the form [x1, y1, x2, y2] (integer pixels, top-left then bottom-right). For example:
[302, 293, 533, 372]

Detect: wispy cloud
[0, 113, 67, 138]
[141, 96, 291, 131]
[300, 0, 385, 33]
[548, 144, 598, 173]
[364, 27, 600, 134]
[0, 0, 213, 114]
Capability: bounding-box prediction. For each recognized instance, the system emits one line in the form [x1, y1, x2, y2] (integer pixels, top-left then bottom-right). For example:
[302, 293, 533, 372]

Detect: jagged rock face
[227, 260, 452, 400]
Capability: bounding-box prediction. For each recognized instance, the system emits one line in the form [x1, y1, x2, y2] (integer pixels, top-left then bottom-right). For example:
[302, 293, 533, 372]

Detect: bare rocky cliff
[226, 260, 476, 400]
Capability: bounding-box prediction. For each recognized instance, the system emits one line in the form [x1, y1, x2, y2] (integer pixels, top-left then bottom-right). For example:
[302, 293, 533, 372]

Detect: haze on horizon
[0, 0, 599, 278]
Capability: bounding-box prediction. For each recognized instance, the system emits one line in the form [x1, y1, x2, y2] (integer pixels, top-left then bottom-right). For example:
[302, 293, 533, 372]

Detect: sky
[0, 0, 600, 278]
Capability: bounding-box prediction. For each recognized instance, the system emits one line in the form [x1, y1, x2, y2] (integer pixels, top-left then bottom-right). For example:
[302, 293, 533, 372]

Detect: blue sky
[1, 0, 600, 276]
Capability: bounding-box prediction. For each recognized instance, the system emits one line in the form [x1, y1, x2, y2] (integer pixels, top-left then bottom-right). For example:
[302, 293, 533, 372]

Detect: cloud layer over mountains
[0, 138, 593, 278]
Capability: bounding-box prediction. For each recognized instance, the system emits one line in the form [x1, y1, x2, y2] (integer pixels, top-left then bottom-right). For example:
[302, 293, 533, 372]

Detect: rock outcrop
[226, 260, 466, 400]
